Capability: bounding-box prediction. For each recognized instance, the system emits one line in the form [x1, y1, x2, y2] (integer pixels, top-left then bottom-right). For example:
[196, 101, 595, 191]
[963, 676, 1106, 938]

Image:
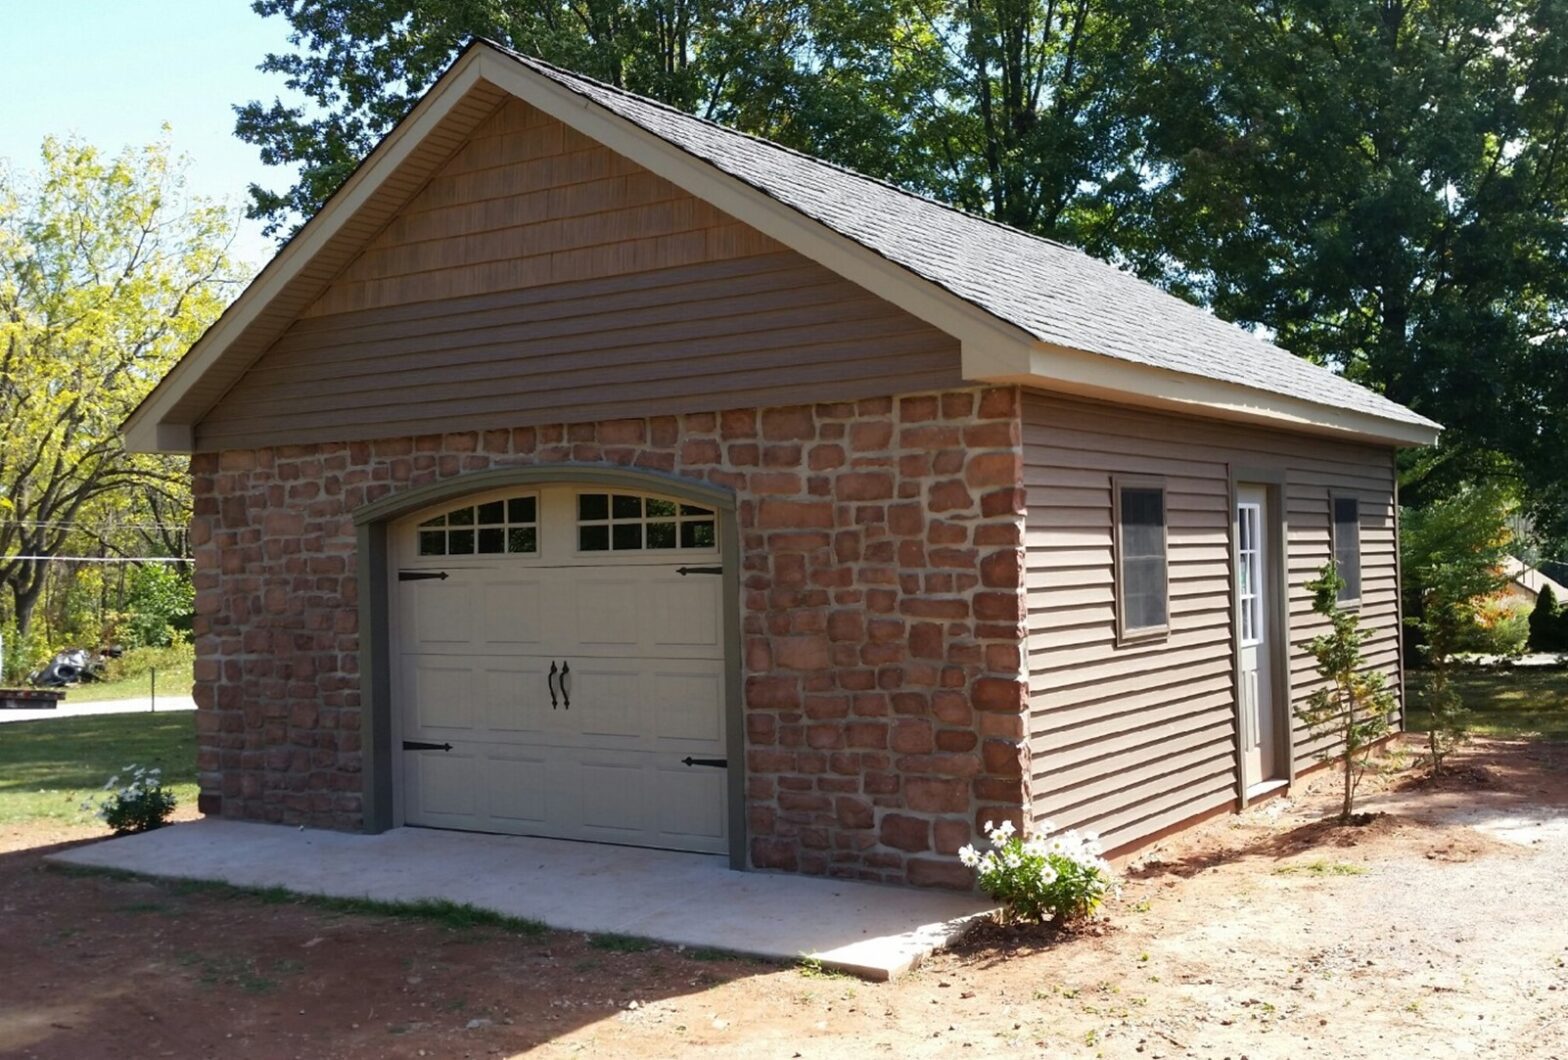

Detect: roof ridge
[481, 39, 1107, 265]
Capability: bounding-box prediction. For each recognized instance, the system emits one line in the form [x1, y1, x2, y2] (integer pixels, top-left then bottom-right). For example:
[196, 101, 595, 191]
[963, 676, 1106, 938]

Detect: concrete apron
[47, 819, 994, 980]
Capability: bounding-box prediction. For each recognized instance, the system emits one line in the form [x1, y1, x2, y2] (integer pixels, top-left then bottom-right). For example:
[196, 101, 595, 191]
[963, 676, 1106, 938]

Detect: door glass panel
[413, 494, 540, 556]
[576, 492, 718, 553]
[1237, 503, 1261, 645]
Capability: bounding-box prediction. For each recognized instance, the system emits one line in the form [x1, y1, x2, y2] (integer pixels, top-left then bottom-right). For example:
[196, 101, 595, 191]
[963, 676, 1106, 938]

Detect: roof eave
[964, 340, 1441, 447]
[122, 44, 496, 454]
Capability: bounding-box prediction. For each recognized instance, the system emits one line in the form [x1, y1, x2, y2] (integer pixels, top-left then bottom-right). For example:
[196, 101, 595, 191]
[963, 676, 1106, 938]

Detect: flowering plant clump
[958, 820, 1118, 924]
[83, 765, 176, 834]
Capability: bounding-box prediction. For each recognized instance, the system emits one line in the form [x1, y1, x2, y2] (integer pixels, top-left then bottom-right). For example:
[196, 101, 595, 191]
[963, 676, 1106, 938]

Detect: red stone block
[977, 386, 1018, 418]
[972, 677, 1025, 713]
[927, 479, 974, 512]
[879, 813, 931, 852]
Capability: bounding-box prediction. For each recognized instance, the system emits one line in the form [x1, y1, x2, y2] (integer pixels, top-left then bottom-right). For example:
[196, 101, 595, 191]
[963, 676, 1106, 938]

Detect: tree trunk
[12, 567, 45, 642]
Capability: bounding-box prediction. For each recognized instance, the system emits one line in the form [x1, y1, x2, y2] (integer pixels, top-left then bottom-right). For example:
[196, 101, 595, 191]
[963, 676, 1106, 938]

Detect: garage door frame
[352, 464, 746, 869]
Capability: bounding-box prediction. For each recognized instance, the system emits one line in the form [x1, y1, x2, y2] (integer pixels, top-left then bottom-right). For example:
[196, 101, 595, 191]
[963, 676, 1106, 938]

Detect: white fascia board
[973, 342, 1441, 448]
[122, 53, 493, 453]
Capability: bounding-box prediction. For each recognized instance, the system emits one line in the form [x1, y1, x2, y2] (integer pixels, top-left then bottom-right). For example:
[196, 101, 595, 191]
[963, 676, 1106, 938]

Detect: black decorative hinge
[402, 740, 453, 751]
[680, 756, 728, 768]
[675, 566, 723, 576]
[398, 570, 449, 582]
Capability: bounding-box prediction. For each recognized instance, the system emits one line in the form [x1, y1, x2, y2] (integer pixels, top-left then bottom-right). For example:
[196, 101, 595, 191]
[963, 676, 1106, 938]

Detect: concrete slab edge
[43, 844, 994, 982]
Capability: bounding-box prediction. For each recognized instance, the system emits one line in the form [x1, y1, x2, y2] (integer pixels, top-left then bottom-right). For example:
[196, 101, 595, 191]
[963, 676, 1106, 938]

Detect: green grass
[1273, 860, 1369, 877]
[56, 865, 550, 936]
[590, 932, 658, 953]
[0, 711, 197, 825]
[1407, 668, 1568, 741]
[63, 660, 194, 703]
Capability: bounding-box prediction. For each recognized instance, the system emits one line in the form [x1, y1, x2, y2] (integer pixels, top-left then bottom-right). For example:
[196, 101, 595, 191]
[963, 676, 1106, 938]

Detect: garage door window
[418, 495, 539, 556]
[578, 492, 716, 552]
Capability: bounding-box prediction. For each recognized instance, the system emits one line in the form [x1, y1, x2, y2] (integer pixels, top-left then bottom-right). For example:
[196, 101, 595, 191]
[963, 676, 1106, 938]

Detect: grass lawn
[1406, 667, 1568, 741]
[0, 712, 197, 825]
[63, 660, 195, 703]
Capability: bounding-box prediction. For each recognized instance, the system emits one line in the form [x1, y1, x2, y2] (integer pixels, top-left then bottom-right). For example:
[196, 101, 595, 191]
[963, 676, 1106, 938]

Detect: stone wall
[190, 385, 1029, 887]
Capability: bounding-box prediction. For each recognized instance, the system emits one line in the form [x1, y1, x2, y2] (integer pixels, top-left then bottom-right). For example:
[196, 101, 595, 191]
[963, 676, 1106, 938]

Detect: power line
[6, 555, 189, 564]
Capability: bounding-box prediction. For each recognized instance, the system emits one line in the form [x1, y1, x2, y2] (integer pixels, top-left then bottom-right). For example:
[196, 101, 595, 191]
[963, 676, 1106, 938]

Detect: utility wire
[5, 555, 189, 564]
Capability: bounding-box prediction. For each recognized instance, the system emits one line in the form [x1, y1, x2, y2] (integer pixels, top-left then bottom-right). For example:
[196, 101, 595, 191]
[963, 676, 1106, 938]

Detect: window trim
[1112, 475, 1171, 645]
[1330, 493, 1363, 608]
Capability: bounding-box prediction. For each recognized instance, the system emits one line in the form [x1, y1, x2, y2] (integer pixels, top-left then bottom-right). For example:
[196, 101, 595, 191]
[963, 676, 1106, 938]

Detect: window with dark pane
[1116, 485, 1168, 635]
[1333, 496, 1362, 602]
[417, 494, 538, 556]
[576, 491, 717, 552]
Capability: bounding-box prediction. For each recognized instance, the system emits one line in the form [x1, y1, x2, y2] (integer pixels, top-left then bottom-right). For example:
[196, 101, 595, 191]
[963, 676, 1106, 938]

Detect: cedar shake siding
[195, 100, 962, 451]
[1021, 393, 1402, 852]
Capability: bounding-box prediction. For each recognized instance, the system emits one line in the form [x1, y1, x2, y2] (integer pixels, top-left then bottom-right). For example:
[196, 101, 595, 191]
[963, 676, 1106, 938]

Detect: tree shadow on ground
[0, 832, 777, 1059]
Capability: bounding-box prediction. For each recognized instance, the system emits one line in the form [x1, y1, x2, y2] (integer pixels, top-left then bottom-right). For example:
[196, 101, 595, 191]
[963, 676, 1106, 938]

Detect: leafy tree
[1135, 0, 1568, 544]
[1401, 482, 1514, 771]
[236, 1, 1568, 540]
[0, 136, 242, 640]
[121, 563, 195, 649]
[235, 0, 1156, 246]
[1296, 564, 1397, 821]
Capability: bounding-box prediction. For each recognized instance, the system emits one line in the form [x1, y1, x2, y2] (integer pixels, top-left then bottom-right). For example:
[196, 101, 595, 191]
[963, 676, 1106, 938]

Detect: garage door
[392, 484, 729, 854]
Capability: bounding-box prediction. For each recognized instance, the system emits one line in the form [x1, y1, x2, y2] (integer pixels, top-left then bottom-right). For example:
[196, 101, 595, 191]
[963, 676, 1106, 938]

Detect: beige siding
[196, 100, 961, 450]
[1022, 393, 1402, 852]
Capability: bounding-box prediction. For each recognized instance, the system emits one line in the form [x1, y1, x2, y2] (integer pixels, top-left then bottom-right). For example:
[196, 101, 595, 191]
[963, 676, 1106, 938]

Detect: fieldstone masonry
[191, 385, 1030, 887]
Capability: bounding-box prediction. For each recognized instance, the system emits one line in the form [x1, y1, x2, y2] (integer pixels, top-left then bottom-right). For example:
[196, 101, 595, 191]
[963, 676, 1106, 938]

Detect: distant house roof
[1504, 557, 1568, 601]
[124, 40, 1441, 452]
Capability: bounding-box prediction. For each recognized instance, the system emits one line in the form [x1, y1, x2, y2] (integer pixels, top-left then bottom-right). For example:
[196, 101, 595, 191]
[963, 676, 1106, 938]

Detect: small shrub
[120, 563, 195, 649]
[84, 765, 177, 834]
[1528, 584, 1565, 653]
[105, 642, 194, 683]
[1296, 564, 1396, 818]
[1454, 596, 1529, 658]
[958, 820, 1118, 924]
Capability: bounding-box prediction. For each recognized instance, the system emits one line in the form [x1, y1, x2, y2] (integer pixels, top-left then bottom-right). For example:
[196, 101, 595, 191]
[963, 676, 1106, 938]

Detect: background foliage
[237, 0, 1568, 553]
[0, 136, 236, 677]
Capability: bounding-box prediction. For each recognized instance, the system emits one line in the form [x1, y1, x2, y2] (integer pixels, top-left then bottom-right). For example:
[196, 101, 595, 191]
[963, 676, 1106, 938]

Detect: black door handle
[560, 661, 571, 709]
[547, 661, 558, 709]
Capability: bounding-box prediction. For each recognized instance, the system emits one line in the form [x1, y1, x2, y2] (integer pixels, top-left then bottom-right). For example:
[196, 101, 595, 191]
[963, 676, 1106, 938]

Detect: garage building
[124, 40, 1439, 887]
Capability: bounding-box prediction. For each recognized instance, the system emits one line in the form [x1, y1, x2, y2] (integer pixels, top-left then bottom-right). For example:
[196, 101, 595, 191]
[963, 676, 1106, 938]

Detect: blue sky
[1, 1, 304, 267]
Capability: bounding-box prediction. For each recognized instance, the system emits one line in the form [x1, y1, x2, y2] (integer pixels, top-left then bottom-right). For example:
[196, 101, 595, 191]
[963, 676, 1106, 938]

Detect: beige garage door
[392, 484, 729, 854]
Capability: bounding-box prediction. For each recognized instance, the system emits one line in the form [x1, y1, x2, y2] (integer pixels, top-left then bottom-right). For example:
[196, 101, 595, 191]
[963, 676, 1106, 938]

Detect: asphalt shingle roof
[501, 45, 1435, 431]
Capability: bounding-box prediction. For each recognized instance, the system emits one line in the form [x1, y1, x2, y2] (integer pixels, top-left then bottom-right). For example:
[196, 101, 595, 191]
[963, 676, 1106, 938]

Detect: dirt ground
[2, 735, 1565, 1059]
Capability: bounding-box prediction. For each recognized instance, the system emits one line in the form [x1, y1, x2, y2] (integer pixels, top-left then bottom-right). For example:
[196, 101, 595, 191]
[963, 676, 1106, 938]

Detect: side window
[417, 495, 538, 556]
[1332, 495, 1362, 604]
[1114, 479, 1169, 641]
[576, 492, 716, 552]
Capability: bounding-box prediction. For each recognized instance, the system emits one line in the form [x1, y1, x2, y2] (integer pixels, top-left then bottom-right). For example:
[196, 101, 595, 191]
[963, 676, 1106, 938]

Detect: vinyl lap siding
[195, 100, 961, 450]
[1022, 393, 1401, 852]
